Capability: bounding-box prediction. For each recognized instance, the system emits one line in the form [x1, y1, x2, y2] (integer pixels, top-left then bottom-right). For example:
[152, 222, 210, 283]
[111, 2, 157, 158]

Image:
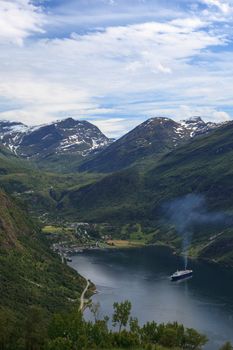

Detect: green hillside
[0, 145, 102, 219]
[0, 190, 86, 321]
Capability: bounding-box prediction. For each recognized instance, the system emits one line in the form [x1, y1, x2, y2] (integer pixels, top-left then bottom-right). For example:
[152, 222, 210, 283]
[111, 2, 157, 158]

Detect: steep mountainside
[0, 190, 86, 320]
[79, 116, 221, 173]
[0, 118, 111, 163]
[0, 144, 30, 175]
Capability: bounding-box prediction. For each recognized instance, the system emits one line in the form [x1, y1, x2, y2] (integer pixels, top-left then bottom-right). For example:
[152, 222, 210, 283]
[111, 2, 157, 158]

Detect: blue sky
[0, 0, 233, 137]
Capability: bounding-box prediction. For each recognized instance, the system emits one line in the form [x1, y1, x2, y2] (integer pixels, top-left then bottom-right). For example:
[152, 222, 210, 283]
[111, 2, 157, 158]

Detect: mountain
[79, 116, 221, 173]
[58, 121, 233, 265]
[0, 118, 111, 167]
[0, 116, 220, 173]
[0, 121, 28, 154]
[0, 190, 86, 321]
[64, 120, 233, 220]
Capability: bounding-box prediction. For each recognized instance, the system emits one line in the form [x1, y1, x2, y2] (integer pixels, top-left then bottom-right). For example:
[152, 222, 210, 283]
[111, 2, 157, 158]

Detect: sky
[0, 0, 233, 137]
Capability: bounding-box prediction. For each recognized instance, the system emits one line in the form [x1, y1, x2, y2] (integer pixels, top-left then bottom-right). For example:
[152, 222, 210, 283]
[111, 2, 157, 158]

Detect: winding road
[79, 278, 90, 312]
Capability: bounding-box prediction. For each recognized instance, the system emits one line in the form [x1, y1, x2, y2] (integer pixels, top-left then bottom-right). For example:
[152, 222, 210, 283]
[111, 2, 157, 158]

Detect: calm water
[69, 246, 233, 349]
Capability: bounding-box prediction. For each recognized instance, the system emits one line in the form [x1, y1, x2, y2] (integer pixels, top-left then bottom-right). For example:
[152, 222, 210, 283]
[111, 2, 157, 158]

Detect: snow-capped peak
[179, 116, 219, 138]
[0, 118, 112, 158]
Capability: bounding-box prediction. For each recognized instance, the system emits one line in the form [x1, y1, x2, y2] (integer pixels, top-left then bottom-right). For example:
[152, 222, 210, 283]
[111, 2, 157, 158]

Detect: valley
[1, 115, 233, 349]
[1, 115, 233, 268]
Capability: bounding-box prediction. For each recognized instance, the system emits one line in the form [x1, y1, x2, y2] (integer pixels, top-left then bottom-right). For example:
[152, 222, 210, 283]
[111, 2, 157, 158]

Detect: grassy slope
[0, 190, 86, 320]
[33, 152, 86, 173]
[0, 145, 102, 218]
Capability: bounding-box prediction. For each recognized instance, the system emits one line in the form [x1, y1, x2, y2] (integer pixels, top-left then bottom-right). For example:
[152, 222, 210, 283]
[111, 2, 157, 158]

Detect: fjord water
[70, 246, 233, 349]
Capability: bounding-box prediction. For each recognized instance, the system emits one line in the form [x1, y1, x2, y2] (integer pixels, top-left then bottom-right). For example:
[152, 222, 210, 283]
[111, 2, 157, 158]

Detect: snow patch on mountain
[179, 116, 219, 137]
[0, 118, 112, 159]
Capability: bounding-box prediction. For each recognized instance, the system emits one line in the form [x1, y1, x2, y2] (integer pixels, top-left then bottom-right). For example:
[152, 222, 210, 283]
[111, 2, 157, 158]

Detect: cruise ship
[170, 269, 193, 281]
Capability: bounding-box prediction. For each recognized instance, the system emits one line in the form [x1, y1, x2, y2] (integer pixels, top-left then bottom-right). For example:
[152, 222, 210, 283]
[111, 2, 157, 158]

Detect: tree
[0, 309, 17, 350]
[112, 300, 132, 332]
[24, 306, 47, 350]
[219, 342, 233, 350]
[129, 317, 140, 334]
[47, 337, 72, 350]
[89, 302, 100, 322]
[140, 321, 158, 345]
[183, 328, 208, 350]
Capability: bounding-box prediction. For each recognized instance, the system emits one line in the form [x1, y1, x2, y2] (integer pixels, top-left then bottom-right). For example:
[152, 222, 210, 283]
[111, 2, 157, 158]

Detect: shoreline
[99, 240, 233, 270]
[69, 241, 233, 314]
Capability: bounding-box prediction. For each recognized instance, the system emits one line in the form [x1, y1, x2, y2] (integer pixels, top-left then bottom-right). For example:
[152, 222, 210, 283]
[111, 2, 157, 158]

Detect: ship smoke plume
[164, 194, 229, 269]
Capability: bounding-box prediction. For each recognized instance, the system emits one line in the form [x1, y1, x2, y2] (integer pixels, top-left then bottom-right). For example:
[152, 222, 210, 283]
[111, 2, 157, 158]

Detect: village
[42, 221, 114, 262]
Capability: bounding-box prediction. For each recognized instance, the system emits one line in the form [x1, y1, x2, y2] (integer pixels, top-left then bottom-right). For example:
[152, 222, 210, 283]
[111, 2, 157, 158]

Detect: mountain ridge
[0, 117, 112, 161]
[0, 116, 225, 174]
[79, 116, 224, 173]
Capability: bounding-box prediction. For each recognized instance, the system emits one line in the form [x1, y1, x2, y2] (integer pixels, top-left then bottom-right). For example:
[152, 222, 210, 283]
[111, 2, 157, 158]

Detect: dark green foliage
[1, 294, 211, 349]
[219, 342, 233, 350]
[23, 307, 48, 350]
[0, 190, 86, 324]
[43, 301, 209, 350]
[112, 301, 132, 332]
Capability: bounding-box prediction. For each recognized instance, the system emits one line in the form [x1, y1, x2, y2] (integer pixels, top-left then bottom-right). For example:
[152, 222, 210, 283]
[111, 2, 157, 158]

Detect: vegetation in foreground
[0, 300, 231, 350]
[0, 300, 203, 350]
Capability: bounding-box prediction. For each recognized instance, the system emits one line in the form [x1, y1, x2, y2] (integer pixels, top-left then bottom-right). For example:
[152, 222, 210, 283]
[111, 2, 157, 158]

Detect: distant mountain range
[0, 116, 223, 172]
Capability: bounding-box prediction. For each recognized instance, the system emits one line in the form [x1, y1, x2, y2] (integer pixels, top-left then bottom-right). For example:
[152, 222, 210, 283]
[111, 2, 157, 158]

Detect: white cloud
[176, 105, 231, 122]
[0, 3, 232, 136]
[92, 118, 142, 138]
[202, 0, 232, 14]
[0, 0, 45, 45]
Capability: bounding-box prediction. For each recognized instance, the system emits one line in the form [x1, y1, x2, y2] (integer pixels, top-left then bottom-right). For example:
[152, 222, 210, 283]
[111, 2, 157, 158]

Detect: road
[79, 278, 90, 312]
